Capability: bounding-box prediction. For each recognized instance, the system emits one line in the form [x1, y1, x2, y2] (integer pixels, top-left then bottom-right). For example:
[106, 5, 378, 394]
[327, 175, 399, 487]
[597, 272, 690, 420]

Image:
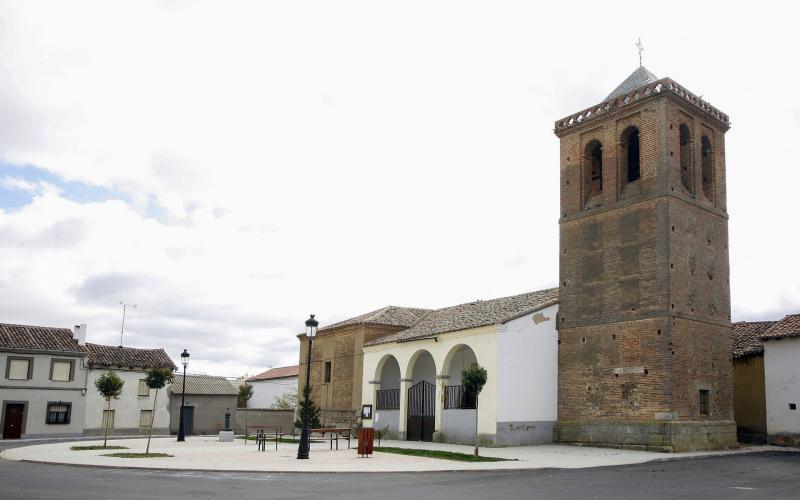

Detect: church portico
[362, 289, 558, 447]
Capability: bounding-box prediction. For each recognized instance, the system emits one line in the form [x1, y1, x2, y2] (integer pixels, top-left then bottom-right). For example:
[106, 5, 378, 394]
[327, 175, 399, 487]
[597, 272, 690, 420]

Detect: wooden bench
[309, 427, 352, 450]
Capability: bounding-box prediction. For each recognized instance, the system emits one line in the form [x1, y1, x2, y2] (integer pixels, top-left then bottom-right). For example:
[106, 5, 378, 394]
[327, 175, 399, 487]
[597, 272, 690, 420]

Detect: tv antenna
[119, 301, 137, 347]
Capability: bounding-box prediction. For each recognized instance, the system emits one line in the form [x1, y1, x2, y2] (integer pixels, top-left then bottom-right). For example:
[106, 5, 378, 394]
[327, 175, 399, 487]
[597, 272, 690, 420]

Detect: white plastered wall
[496, 303, 558, 423]
[763, 338, 800, 437]
[84, 368, 171, 433]
[248, 377, 298, 408]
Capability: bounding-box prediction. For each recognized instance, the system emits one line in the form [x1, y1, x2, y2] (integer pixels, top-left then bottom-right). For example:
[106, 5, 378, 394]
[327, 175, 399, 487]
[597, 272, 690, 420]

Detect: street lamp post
[297, 314, 318, 460]
[177, 349, 190, 442]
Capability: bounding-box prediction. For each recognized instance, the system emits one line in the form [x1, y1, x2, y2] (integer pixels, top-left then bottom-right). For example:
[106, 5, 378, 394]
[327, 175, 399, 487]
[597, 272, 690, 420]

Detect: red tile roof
[761, 314, 800, 341]
[0, 323, 85, 354]
[731, 321, 775, 358]
[84, 343, 176, 370]
[247, 365, 299, 381]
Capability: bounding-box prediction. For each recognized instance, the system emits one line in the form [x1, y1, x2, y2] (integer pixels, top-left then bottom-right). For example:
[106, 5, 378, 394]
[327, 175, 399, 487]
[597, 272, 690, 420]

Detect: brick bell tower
[553, 66, 737, 452]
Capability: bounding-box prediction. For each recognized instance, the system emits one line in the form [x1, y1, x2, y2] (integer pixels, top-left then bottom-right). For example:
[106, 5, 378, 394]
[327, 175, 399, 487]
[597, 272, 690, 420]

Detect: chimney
[73, 324, 87, 346]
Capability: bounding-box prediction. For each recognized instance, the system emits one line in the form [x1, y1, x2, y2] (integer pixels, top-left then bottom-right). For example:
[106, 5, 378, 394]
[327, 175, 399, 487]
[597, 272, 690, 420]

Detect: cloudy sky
[1, 1, 798, 377]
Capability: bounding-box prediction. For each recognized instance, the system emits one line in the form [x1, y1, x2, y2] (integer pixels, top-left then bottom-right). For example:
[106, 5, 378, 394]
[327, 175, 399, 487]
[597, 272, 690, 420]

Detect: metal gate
[407, 380, 435, 441]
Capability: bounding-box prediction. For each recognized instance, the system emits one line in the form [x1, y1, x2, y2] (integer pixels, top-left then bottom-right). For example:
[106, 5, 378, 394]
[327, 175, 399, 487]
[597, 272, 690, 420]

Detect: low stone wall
[373, 409, 400, 439]
[84, 427, 170, 437]
[235, 408, 295, 435]
[768, 433, 800, 448]
[555, 419, 738, 452]
[496, 421, 555, 446]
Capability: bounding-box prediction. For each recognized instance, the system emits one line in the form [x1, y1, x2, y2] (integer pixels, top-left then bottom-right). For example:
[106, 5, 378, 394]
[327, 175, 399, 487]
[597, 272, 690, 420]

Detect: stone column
[434, 375, 449, 440]
[364, 380, 380, 429]
[397, 378, 412, 440]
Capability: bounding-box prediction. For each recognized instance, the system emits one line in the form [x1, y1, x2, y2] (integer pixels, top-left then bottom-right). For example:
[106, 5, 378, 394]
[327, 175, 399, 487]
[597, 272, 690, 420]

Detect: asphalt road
[1, 440, 798, 499]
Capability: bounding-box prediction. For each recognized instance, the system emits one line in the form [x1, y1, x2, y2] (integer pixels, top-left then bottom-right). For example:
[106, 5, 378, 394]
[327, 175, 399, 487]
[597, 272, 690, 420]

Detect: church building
[311, 65, 738, 452]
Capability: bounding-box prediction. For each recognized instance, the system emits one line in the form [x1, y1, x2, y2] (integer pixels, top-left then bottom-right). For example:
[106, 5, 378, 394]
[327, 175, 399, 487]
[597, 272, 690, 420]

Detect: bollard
[224, 408, 231, 432]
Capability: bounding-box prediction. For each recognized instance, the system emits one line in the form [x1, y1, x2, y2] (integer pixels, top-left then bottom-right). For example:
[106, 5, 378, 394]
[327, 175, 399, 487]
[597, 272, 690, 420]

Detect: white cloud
[0, 1, 798, 374]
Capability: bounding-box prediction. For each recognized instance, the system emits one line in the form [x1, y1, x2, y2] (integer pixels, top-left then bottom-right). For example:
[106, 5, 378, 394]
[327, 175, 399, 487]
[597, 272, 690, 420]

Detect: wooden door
[2, 404, 25, 439]
[182, 406, 194, 435]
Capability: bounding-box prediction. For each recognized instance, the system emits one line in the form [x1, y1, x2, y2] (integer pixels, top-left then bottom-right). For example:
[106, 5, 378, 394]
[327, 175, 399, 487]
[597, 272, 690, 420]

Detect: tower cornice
[554, 77, 730, 137]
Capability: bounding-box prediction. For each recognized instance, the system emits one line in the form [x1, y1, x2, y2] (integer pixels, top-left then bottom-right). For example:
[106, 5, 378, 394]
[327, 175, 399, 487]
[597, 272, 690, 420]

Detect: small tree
[271, 389, 298, 410]
[144, 367, 174, 454]
[94, 370, 125, 448]
[238, 382, 254, 408]
[238, 382, 254, 434]
[462, 364, 488, 457]
[294, 385, 321, 429]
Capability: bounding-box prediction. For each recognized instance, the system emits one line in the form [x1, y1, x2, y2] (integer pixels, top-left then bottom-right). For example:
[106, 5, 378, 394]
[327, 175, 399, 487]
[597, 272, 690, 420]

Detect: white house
[246, 365, 299, 408]
[84, 343, 176, 436]
[762, 314, 800, 447]
[0, 323, 89, 439]
[361, 288, 559, 446]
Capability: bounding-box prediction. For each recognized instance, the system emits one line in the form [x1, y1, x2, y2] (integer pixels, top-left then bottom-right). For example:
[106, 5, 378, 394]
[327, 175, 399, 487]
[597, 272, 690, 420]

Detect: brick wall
[297, 323, 409, 420]
[555, 89, 733, 430]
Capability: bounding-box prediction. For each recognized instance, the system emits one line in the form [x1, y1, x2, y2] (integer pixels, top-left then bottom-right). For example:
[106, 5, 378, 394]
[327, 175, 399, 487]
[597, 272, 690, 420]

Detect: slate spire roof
[605, 66, 659, 101]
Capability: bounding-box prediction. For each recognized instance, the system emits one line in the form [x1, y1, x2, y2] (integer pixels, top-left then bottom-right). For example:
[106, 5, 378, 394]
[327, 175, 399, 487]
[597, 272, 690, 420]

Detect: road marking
[730, 487, 755, 491]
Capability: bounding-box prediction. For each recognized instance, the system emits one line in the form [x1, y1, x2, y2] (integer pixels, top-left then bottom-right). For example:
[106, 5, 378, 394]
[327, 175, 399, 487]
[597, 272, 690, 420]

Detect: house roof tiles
[247, 365, 299, 382]
[171, 374, 239, 396]
[366, 288, 559, 346]
[761, 314, 800, 341]
[317, 306, 432, 333]
[84, 343, 176, 370]
[0, 322, 86, 354]
[731, 321, 775, 358]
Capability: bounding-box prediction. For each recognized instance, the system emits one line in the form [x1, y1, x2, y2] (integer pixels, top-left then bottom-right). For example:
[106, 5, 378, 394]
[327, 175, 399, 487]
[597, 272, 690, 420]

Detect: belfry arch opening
[621, 126, 641, 183]
[583, 140, 603, 205]
[679, 124, 693, 192]
[701, 135, 714, 202]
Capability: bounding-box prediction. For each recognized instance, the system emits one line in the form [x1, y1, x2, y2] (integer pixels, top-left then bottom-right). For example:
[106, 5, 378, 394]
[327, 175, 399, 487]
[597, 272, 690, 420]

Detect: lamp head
[181, 349, 190, 366]
[305, 314, 319, 339]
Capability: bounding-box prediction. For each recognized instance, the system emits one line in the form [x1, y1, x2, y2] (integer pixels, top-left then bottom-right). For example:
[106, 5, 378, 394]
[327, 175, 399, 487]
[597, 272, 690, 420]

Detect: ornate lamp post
[177, 349, 190, 442]
[297, 314, 318, 460]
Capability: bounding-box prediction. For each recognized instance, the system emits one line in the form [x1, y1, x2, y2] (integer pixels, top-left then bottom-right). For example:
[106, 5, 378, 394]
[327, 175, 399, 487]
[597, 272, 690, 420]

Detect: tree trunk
[145, 388, 158, 455]
[474, 395, 479, 457]
[103, 398, 111, 448]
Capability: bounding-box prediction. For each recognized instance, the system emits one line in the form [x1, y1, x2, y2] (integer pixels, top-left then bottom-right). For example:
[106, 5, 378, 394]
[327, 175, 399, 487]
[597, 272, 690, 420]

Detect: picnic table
[309, 427, 352, 450]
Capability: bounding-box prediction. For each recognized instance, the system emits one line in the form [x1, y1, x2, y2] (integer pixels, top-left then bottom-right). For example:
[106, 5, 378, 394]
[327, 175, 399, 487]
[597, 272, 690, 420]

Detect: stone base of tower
[555, 419, 737, 453]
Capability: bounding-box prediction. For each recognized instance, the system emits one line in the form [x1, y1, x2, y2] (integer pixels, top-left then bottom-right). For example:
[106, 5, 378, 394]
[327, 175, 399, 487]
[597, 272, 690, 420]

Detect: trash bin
[357, 428, 374, 458]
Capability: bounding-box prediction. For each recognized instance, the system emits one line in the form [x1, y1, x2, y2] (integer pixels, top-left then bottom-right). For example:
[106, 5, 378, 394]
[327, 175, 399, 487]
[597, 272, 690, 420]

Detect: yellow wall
[733, 354, 766, 441]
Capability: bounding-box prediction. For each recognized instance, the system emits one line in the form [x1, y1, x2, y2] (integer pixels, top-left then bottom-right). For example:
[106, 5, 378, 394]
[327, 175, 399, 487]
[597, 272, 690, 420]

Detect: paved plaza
[1, 436, 788, 473]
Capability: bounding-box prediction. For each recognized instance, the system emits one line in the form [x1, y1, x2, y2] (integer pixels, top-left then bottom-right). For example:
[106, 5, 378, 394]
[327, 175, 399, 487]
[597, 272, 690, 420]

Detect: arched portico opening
[406, 350, 436, 441]
[443, 345, 479, 409]
[375, 355, 401, 410]
[439, 344, 480, 445]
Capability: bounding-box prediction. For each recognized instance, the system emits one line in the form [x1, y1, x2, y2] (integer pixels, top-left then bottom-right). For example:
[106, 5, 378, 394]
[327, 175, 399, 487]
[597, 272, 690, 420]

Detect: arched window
[621, 127, 641, 183]
[679, 124, 693, 192]
[701, 136, 714, 201]
[583, 140, 602, 205]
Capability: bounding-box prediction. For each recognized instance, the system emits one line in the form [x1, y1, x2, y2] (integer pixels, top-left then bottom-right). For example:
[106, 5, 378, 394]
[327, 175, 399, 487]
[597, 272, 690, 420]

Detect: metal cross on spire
[636, 38, 645, 67]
